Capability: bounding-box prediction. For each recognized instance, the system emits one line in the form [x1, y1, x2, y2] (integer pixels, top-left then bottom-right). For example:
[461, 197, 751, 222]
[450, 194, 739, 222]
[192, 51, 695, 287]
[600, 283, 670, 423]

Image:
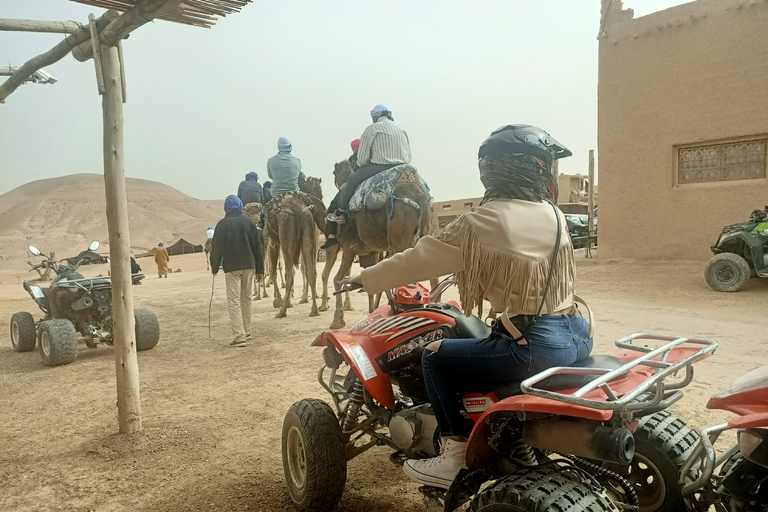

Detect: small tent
[166, 238, 203, 256]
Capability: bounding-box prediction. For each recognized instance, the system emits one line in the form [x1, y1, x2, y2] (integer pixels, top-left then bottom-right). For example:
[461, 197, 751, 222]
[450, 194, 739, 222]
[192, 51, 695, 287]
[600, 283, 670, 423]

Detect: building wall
[433, 197, 483, 228]
[598, 0, 768, 260]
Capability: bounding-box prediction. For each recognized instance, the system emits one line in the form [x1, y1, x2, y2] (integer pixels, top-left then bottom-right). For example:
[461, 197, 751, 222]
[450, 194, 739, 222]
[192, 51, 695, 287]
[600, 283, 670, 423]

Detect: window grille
[678, 139, 766, 184]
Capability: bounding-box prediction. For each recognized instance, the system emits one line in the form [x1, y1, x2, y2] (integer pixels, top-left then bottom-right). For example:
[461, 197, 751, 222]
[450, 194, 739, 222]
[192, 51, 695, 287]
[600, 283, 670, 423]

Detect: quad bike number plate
[29, 286, 44, 299]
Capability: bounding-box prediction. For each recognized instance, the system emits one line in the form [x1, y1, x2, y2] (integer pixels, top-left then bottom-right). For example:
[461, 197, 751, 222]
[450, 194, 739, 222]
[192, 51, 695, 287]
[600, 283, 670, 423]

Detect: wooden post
[88, 14, 105, 95]
[0, 18, 82, 34]
[101, 43, 142, 434]
[587, 150, 596, 259]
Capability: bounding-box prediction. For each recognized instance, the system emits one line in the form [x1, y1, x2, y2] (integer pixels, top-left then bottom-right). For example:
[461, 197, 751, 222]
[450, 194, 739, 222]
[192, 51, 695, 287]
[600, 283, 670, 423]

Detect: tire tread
[11, 311, 36, 352]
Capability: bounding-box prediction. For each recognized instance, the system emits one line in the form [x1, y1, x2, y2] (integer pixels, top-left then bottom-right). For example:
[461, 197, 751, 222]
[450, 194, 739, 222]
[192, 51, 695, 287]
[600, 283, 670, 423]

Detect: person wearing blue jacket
[210, 195, 265, 347]
[237, 172, 263, 205]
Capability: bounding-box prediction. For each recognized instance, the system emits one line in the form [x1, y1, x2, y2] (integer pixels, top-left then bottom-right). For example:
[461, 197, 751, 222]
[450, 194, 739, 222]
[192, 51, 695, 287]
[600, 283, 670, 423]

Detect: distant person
[130, 251, 141, 275]
[206, 226, 215, 240]
[262, 181, 273, 204]
[322, 138, 361, 249]
[327, 105, 411, 224]
[210, 195, 264, 348]
[267, 137, 305, 197]
[237, 172, 263, 206]
[154, 243, 169, 278]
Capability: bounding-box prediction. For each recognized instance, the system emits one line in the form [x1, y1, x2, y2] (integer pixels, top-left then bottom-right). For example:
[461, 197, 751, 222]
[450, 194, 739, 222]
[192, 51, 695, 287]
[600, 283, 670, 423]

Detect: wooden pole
[0, 18, 83, 34]
[587, 149, 596, 258]
[101, 43, 142, 434]
[0, 10, 118, 103]
[552, 159, 560, 204]
[0, 65, 19, 76]
[88, 14, 106, 95]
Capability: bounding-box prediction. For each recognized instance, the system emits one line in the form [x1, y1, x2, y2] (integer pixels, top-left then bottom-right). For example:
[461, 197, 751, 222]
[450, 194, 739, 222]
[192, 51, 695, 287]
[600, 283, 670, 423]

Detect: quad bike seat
[493, 355, 628, 399]
[454, 315, 492, 339]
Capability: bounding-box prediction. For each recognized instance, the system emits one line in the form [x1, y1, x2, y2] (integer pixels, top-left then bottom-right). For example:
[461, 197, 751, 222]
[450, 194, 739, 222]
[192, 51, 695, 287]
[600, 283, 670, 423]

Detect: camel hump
[349, 164, 432, 212]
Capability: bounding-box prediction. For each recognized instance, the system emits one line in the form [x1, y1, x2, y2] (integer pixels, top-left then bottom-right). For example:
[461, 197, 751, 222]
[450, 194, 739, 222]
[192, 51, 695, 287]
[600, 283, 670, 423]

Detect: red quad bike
[281, 277, 719, 512]
[678, 365, 768, 511]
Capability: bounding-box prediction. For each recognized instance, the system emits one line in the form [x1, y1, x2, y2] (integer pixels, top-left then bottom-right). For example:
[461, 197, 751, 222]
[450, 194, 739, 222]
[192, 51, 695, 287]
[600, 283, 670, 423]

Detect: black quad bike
[9, 242, 160, 367]
[705, 207, 768, 292]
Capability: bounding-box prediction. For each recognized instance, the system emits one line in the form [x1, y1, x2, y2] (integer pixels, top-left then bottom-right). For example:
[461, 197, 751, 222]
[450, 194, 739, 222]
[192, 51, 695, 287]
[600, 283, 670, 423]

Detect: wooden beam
[552, 160, 559, 204]
[72, 0, 184, 62]
[101, 42, 142, 434]
[88, 14, 106, 95]
[0, 65, 19, 76]
[0, 10, 118, 103]
[587, 149, 596, 258]
[0, 18, 83, 34]
[117, 41, 127, 103]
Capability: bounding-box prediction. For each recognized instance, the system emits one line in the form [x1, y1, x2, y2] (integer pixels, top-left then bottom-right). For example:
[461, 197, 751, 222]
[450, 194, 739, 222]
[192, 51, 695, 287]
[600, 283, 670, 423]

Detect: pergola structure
[0, 0, 250, 434]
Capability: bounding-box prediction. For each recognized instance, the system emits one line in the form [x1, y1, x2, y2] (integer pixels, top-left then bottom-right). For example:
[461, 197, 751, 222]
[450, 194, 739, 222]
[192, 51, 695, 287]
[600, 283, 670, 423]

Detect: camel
[263, 177, 325, 318]
[324, 160, 438, 330]
[204, 239, 212, 271]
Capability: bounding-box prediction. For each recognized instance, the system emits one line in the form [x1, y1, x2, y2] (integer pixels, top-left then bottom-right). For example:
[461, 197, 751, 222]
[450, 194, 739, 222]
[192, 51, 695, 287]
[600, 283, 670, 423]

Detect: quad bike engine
[388, 404, 440, 456]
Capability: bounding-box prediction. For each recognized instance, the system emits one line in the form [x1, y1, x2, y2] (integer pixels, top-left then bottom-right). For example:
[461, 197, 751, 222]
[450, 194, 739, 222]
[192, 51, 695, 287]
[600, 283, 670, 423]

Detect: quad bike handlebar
[521, 333, 719, 411]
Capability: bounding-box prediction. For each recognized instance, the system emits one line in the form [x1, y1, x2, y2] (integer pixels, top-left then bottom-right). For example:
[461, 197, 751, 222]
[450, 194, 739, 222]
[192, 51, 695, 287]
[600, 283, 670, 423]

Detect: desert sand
[1, 248, 767, 511]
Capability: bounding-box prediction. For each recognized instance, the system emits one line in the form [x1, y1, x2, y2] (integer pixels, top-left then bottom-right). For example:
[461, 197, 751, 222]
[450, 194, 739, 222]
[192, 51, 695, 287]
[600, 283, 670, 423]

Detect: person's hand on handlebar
[336, 274, 364, 295]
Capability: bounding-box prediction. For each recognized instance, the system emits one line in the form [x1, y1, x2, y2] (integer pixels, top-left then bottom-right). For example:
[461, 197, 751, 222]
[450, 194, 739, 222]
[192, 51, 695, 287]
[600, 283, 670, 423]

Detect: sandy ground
[1, 250, 767, 512]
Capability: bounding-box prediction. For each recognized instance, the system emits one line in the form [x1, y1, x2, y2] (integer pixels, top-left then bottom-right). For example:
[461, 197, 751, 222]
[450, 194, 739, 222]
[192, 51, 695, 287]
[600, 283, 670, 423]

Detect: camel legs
[300, 217, 320, 317]
[330, 249, 356, 330]
[299, 259, 309, 304]
[205, 250, 210, 271]
[270, 242, 283, 310]
[319, 245, 340, 312]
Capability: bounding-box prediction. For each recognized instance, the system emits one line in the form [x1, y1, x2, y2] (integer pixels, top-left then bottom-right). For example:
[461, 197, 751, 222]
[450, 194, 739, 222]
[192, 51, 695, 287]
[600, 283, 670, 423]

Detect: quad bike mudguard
[23, 282, 50, 314]
[713, 231, 767, 272]
[313, 330, 397, 409]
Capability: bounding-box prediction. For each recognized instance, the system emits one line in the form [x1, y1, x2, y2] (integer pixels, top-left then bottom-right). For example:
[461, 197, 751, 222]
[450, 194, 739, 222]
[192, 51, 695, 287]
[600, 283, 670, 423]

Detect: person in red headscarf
[321, 139, 360, 249]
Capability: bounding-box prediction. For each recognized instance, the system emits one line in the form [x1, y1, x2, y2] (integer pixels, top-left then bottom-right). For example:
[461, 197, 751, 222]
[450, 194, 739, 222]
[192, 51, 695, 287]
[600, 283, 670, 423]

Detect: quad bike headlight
[738, 428, 768, 468]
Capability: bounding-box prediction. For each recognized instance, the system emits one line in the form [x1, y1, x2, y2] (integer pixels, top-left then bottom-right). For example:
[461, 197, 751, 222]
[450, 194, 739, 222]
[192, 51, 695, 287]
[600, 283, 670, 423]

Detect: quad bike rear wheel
[705, 253, 750, 292]
[134, 308, 160, 351]
[10, 312, 36, 352]
[469, 465, 619, 511]
[602, 411, 699, 512]
[282, 398, 347, 512]
[38, 319, 78, 366]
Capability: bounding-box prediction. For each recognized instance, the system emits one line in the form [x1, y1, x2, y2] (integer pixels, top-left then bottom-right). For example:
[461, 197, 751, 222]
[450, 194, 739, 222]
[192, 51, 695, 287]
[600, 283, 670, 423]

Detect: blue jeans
[421, 312, 592, 437]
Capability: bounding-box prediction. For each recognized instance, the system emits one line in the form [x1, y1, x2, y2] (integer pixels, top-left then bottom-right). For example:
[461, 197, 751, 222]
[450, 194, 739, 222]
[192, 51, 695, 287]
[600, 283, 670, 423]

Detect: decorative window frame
[674, 135, 768, 187]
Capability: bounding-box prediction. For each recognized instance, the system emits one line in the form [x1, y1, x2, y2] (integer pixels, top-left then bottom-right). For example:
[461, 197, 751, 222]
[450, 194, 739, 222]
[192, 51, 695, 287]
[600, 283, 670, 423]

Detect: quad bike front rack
[520, 334, 719, 412]
[679, 423, 739, 497]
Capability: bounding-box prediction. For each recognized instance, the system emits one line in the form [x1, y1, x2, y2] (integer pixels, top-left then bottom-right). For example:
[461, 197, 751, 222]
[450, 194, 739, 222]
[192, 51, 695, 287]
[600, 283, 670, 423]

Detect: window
[678, 138, 767, 185]
[464, 202, 473, 208]
[441, 204, 452, 210]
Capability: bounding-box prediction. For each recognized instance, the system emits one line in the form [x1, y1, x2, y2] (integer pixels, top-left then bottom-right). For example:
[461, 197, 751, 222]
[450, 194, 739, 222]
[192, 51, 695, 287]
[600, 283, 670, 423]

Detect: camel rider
[267, 137, 305, 197]
[237, 172, 263, 206]
[262, 181, 273, 204]
[327, 105, 411, 224]
[321, 138, 361, 249]
[343, 125, 588, 490]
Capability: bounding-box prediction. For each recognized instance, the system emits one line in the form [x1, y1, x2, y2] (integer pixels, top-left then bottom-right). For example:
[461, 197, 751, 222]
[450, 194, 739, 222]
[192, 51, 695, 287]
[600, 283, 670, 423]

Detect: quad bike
[705, 207, 768, 292]
[9, 242, 159, 367]
[679, 364, 768, 511]
[281, 277, 718, 512]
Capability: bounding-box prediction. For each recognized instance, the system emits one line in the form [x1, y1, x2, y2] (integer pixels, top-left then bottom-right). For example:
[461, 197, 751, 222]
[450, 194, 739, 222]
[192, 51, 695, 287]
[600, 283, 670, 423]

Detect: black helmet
[478, 125, 572, 169]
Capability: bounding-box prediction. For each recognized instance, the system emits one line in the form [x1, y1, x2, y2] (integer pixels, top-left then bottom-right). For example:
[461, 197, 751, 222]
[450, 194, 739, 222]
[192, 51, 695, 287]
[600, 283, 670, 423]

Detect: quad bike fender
[312, 331, 396, 409]
[714, 231, 766, 271]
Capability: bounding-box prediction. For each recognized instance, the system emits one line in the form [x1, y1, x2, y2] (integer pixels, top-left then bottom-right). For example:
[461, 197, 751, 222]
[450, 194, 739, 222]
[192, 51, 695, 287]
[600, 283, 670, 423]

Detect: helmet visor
[490, 125, 572, 160]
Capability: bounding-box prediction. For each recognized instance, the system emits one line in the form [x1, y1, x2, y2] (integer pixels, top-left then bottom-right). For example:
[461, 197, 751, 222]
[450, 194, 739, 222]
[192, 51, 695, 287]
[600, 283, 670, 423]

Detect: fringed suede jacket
[360, 198, 575, 317]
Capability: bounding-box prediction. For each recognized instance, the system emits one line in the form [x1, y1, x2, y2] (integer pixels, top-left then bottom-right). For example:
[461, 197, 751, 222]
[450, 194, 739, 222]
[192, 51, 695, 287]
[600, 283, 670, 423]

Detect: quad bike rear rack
[520, 334, 719, 412]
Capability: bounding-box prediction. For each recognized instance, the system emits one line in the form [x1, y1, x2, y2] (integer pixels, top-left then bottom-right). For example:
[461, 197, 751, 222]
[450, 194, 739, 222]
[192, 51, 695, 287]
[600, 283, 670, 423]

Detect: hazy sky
[0, 0, 691, 202]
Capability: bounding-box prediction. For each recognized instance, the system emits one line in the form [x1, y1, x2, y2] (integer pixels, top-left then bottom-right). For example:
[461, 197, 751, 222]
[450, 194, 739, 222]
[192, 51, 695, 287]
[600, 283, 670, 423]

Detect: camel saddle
[348, 164, 432, 213]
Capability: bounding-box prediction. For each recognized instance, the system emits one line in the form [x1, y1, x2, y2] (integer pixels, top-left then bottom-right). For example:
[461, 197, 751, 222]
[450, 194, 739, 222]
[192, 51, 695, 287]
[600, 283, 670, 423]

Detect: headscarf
[350, 139, 361, 153]
[277, 136, 292, 152]
[370, 104, 393, 122]
[158, 242, 164, 247]
[224, 195, 244, 214]
[263, 181, 272, 190]
[246, 172, 258, 181]
[478, 153, 557, 206]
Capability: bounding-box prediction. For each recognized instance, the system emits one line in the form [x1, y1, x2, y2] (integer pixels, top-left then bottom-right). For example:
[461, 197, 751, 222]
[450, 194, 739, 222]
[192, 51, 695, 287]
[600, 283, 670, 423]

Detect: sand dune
[0, 173, 222, 262]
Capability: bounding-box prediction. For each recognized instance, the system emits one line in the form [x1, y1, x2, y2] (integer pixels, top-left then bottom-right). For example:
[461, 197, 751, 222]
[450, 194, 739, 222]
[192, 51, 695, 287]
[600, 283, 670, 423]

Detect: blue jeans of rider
[422, 312, 593, 437]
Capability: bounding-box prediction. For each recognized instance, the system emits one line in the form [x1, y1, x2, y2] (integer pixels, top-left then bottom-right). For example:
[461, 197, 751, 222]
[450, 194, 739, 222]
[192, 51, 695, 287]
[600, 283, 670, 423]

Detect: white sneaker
[402, 439, 467, 489]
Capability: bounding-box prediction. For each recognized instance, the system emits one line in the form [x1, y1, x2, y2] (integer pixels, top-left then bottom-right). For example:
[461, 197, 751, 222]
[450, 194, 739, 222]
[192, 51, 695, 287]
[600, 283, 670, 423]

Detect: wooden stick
[101, 43, 142, 434]
[117, 41, 127, 103]
[552, 159, 559, 204]
[0, 10, 118, 103]
[0, 18, 82, 34]
[587, 149, 596, 258]
[88, 14, 106, 95]
[0, 65, 19, 76]
[72, 0, 184, 62]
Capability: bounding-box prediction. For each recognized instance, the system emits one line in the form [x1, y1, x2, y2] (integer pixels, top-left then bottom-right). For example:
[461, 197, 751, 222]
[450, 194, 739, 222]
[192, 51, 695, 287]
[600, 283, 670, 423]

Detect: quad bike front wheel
[10, 312, 36, 352]
[602, 411, 700, 512]
[134, 308, 160, 351]
[469, 465, 620, 511]
[705, 253, 750, 292]
[38, 319, 78, 366]
[282, 398, 347, 512]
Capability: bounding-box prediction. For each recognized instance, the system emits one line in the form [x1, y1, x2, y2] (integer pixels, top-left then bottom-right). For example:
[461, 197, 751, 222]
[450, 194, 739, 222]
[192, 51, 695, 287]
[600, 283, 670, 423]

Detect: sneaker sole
[402, 462, 453, 490]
